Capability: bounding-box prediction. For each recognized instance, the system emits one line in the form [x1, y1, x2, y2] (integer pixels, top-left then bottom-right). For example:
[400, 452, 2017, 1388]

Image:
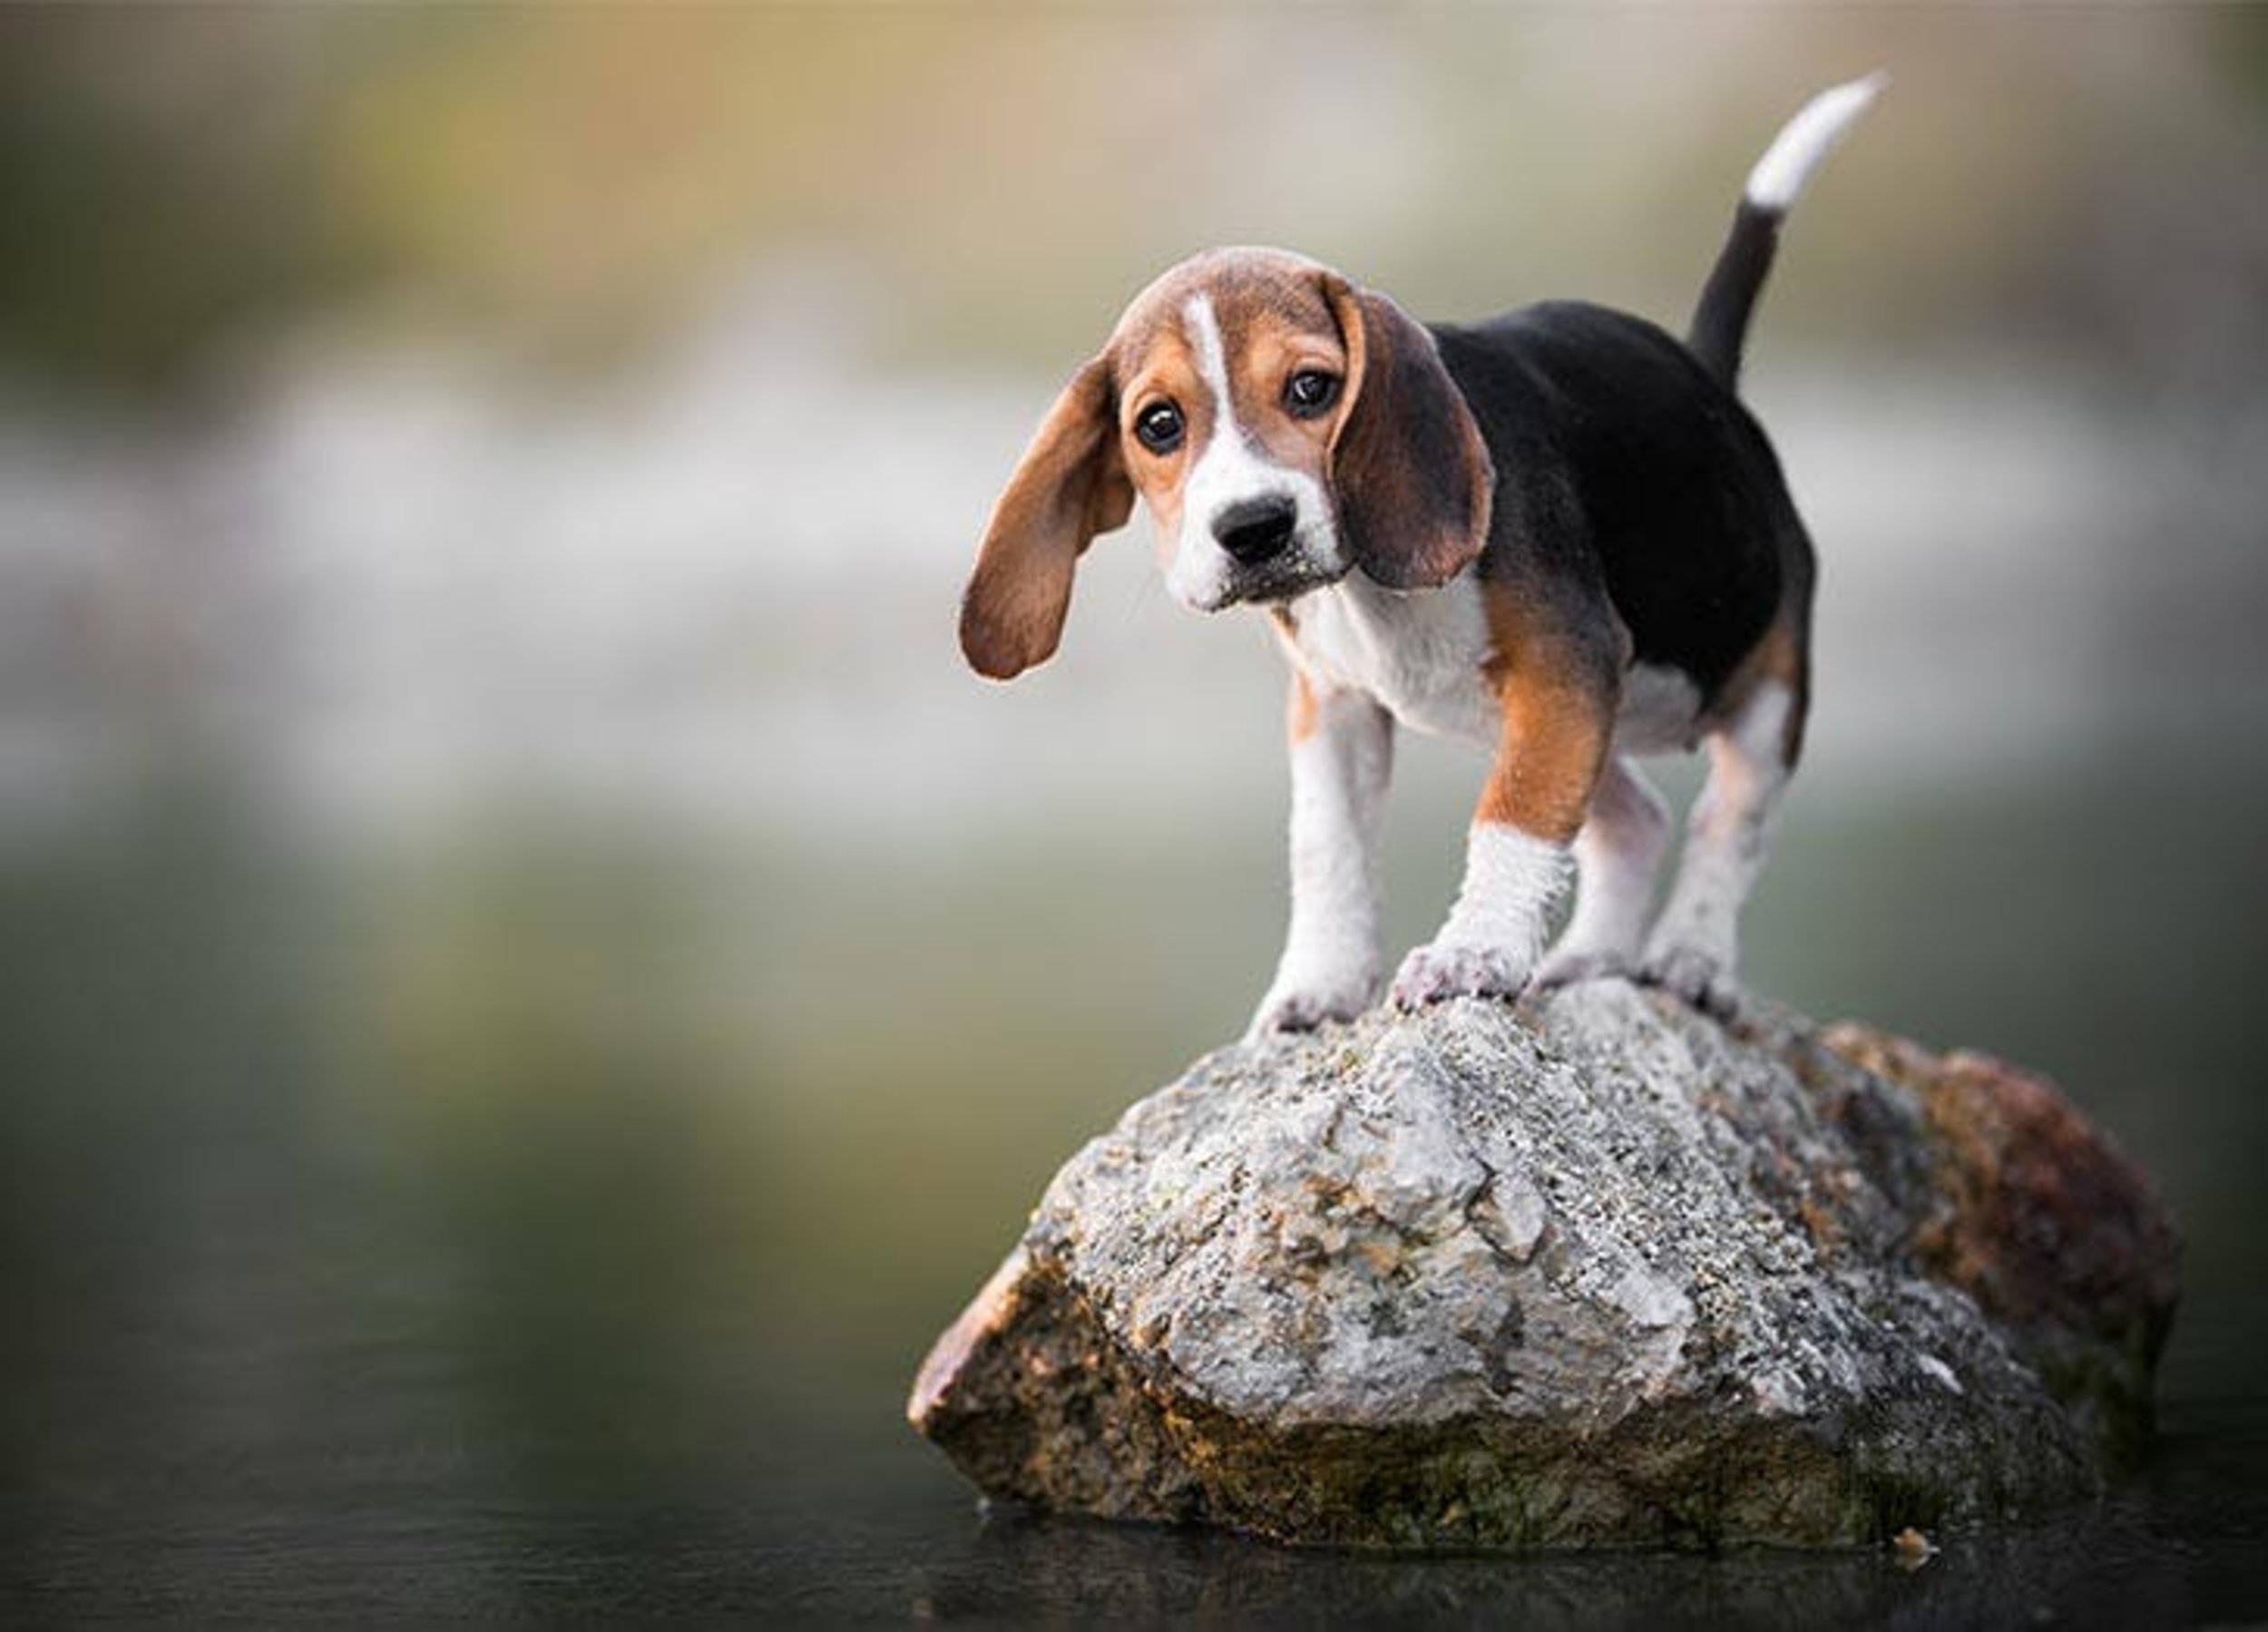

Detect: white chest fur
[1281, 573, 1500, 747]
[1279, 572, 1706, 757]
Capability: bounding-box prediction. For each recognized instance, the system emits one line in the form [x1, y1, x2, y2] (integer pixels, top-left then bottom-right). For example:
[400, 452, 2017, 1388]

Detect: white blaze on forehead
[1161, 289, 1344, 613]
[1184, 292, 1238, 435]
[1166, 293, 1269, 608]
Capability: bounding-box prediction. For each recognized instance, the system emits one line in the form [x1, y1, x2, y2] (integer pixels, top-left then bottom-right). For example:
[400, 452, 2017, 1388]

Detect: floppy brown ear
[1323, 276, 1494, 591]
[959, 357, 1133, 679]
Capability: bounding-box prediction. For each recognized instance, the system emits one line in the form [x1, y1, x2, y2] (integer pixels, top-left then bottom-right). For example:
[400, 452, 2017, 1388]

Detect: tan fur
[1213, 301, 1346, 466]
[1286, 666, 1319, 745]
[960, 357, 1131, 679]
[1111, 322, 1207, 555]
[1705, 603, 1812, 767]
[1474, 581, 1616, 843]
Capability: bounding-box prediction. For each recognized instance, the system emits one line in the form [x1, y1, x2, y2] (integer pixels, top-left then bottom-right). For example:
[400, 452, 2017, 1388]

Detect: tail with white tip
[1687, 73, 1887, 388]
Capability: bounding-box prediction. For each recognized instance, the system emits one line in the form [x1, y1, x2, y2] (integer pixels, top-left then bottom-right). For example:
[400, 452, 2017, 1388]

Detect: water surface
[3, 765, 2263, 1622]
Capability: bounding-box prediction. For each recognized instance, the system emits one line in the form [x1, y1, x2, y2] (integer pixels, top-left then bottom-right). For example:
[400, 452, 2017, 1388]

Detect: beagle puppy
[961, 76, 1883, 1035]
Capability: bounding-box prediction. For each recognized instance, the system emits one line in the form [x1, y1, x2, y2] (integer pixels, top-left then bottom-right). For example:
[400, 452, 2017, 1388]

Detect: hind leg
[1536, 755, 1670, 987]
[1643, 679, 1802, 1010]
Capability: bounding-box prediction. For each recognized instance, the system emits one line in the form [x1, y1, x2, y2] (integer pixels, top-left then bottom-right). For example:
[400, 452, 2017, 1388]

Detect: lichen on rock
[910, 982, 2178, 1551]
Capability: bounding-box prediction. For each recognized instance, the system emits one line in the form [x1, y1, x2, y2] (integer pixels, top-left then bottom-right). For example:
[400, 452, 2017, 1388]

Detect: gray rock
[909, 982, 2178, 1550]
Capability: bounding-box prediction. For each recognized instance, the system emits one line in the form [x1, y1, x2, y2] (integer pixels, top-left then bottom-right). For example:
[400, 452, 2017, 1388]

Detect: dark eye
[1284, 370, 1341, 417]
[1134, 401, 1185, 454]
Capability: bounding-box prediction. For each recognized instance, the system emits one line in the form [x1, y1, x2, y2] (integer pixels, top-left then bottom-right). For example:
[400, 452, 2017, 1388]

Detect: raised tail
[1687, 73, 1887, 389]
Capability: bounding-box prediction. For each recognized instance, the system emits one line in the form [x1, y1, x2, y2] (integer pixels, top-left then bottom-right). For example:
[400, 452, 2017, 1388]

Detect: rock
[909, 982, 2179, 1551]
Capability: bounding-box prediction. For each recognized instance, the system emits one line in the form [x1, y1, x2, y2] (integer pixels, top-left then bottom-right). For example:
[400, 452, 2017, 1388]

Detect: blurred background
[2, 4, 2264, 1618]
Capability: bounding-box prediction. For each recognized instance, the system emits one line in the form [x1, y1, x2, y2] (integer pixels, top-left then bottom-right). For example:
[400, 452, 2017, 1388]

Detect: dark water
[3, 762, 2265, 1623]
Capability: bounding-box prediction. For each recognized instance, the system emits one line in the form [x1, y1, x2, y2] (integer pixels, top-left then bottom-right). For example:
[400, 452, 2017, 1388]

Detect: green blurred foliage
[0, 8, 357, 389]
[3, 5, 2264, 393]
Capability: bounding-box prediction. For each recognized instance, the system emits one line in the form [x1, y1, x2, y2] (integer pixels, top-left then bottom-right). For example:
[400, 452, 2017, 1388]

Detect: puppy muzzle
[1177, 510, 1347, 611]
[1213, 494, 1298, 565]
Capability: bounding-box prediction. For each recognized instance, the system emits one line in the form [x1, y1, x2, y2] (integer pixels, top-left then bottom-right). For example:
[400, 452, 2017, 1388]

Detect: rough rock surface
[910, 982, 2178, 1551]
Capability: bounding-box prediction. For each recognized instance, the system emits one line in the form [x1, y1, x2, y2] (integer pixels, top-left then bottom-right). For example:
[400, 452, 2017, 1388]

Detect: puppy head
[960, 248, 1494, 680]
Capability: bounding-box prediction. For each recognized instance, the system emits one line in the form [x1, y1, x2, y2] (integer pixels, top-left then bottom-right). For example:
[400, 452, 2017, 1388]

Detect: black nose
[1211, 495, 1297, 565]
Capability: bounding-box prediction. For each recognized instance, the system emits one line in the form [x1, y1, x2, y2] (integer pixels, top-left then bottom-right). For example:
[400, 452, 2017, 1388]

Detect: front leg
[1393, 601, 1614, 1009]
[1249, 677, 1394, 1037]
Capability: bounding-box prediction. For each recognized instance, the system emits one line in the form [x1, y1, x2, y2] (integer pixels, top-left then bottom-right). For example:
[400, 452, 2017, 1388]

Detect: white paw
[1641, 942, 1739, 1013]
[1532, 946, 1638, 991]
[1248, 968, 1379, 1037]
[1390, 941, 1534, 1011]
